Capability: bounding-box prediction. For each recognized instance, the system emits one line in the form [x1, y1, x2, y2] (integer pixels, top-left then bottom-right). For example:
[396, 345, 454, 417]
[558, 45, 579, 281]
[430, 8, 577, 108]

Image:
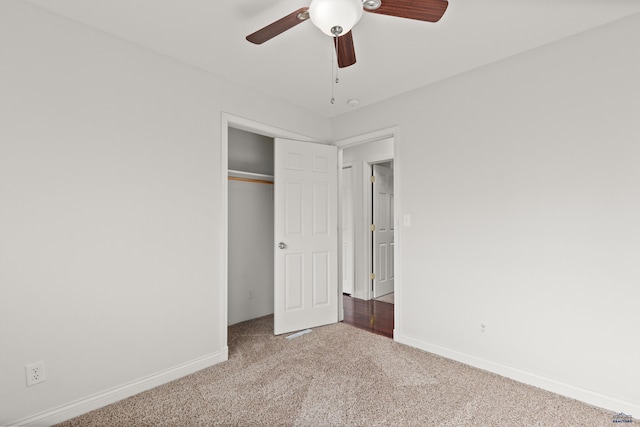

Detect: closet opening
[227, 127, 275, 327]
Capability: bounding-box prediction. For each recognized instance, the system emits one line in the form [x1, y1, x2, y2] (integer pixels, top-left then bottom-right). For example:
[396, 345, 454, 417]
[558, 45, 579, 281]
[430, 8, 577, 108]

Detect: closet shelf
[228, 169, 274, 184]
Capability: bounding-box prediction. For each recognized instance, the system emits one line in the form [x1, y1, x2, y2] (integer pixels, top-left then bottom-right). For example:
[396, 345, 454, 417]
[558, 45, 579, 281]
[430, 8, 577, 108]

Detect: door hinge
[370, 175, 376, 183]
[370, 224, 376, 232]
[370, 273, 376, 280]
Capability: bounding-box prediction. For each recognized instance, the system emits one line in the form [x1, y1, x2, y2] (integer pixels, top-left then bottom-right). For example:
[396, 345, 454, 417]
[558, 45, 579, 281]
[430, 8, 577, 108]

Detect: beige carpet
[55, 316, 634, 426]
[375, 292, 394, 304]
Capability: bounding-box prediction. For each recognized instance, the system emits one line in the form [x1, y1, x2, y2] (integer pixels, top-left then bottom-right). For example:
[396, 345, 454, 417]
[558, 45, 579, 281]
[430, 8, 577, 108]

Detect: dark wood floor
[342, 294, 394, 338]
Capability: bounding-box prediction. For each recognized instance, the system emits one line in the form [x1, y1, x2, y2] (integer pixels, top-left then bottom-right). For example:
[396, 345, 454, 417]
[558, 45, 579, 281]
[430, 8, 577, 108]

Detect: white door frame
[220, 113, 320, 350]
[340, 162, 356, 296]
[336, 127, 400, 329]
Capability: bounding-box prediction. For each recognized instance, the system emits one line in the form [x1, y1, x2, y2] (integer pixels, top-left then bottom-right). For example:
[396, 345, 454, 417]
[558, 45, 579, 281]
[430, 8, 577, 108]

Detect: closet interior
[227, 127, 275, 325]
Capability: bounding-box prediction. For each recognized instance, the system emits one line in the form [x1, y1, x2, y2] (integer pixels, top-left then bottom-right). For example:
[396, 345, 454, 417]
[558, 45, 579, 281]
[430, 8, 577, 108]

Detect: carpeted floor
[55, 316, 634, 426]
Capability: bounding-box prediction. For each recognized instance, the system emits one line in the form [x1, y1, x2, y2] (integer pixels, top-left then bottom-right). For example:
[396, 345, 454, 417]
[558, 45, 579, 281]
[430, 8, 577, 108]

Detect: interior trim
[395, 333, 638, 416]
[11, 350, 228, 427]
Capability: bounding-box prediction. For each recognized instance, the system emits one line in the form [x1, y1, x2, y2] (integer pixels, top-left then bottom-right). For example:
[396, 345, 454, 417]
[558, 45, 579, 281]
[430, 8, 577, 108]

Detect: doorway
[221, 114, 341, 344]
[227, 127, 275, 326]
[220, 114, 320, 350]
[339, 137, 394, 301]
[227, 130, 338, 334]
[339, 136, 396, 338]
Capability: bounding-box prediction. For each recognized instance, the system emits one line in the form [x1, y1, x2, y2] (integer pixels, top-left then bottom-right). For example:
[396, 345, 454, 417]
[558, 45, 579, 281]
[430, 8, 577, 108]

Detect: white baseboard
[12, 348, 229, 427]
[394, 333, 638, 416]
[353, 290, 368, 300]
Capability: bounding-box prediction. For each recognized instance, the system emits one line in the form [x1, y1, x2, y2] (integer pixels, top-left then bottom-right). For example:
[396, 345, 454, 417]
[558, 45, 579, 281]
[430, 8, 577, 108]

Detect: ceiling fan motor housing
[309, 0, 364, 36]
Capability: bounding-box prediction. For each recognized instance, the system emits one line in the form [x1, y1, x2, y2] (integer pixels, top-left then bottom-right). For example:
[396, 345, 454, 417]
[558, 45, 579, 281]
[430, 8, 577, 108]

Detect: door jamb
[340, 161, 356, 299]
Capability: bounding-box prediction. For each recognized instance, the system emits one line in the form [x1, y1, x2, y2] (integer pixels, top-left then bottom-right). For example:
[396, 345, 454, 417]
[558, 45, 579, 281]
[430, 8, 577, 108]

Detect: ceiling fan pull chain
[335, 36, 340, 85]
[331, 36, 342, 104]
[331, 37, 337, 104]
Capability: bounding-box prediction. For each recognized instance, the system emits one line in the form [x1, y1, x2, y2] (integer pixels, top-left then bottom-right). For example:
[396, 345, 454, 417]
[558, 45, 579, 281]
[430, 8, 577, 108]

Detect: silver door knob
[278, 242, 287, 249]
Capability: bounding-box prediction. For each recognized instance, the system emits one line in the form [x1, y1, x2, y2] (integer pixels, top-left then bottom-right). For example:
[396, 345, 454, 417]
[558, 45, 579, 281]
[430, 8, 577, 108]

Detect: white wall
[227, 180, 274, 325]
[228, 128, 274, 176]
[0, 1, 329, 424]
[3, 0, 638, 421]
[341, 139, 394, 300]
[228, 129, 274, 325]
[332, 13, 640, 414]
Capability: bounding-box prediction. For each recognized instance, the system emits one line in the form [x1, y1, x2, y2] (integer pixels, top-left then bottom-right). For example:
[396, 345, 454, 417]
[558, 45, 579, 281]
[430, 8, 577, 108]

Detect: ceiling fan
[246, 0, 448, 68]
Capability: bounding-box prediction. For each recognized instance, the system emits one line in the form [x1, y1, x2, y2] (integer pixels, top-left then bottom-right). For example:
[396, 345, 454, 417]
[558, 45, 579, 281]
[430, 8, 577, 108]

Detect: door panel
[373, 164, 394, 298]
[274, 138, 338, 335]
[285, 253, 304, 310]
[312, 182, 329, 234]
[285, 182, 303, 234]
[312, 252, 330, 306]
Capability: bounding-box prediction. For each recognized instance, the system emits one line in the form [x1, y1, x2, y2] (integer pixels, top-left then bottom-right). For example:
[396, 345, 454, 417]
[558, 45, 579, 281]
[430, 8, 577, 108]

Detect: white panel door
[274, 138, 338, 335]
[373, 164, 394, 298]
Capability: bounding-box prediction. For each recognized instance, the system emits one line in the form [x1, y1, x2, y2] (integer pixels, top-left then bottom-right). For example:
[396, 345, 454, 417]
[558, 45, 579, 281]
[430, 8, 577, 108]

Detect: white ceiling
[25, 0, 640, 118]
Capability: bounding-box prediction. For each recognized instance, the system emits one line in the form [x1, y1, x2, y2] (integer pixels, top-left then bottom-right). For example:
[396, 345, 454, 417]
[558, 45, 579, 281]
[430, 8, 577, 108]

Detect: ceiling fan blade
[334, 31, 356, 68]
[246, 7, 310, 44]
[365, 0, 448, 23]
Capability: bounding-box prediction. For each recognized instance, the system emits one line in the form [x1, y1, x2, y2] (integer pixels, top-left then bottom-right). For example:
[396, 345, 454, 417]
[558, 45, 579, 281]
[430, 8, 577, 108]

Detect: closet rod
[228, 176, 274, 185]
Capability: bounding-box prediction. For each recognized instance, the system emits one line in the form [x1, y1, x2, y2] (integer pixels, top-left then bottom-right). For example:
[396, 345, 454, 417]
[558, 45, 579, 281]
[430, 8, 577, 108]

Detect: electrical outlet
[26, 361, 46, 386]
[480, 322, 487, 335]
[248, 289, 254, 299]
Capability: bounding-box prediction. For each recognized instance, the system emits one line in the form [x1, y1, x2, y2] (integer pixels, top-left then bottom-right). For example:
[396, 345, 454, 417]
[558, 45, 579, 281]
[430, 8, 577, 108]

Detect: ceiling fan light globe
[309, 0, 363, 37]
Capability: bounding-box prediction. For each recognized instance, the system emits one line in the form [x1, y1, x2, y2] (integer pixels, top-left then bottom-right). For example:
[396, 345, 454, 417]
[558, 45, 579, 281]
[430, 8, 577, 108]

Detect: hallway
[342, 294, 394, 338]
